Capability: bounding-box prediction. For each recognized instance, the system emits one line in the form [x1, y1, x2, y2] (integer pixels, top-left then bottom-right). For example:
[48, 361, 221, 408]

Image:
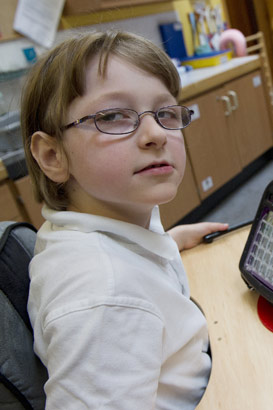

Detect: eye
[96, 110, 129, 123]
[94, 109, 138, 134]
[158, 107, 179, 120]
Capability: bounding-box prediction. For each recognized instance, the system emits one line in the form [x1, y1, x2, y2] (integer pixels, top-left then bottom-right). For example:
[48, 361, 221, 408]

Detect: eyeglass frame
[61, 105, 194, 135]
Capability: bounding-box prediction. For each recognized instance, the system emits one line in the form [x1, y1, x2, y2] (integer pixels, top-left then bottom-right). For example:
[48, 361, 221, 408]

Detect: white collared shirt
[28, 206, 211, 410]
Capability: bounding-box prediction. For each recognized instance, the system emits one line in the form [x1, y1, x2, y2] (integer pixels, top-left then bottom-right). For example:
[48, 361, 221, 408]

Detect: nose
[136, 112, 167, 149]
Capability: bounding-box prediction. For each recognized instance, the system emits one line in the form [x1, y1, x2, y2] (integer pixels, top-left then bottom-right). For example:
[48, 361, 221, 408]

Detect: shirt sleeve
[41, 297, 164, 410]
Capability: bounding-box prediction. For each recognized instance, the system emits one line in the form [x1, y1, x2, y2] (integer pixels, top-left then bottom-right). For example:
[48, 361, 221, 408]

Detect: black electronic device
[239, 180, 273, 304]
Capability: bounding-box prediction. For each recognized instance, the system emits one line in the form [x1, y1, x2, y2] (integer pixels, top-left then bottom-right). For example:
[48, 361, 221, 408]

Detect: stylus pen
[203, 220, 253, 244]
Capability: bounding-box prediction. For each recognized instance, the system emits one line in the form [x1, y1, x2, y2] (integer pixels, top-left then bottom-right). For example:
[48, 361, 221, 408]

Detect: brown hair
[21, 30, 181, 210]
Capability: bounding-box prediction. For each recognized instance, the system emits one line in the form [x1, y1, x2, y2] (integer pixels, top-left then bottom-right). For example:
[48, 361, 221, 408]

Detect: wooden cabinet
[182, 89, 242, 200]
[182, 68, 273, 200]
[223, 70, 272, 167]
[0, 174, 44, 229]
[0, 160, 22, 221]
[0, 181, 23, 222]
[63, 0, 172, 15]
[160, 158, 201, 229]
[14, 175, 44, 229]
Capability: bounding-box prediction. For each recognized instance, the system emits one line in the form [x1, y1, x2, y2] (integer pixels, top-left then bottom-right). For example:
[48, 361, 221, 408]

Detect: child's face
[62, 55, 186, 226]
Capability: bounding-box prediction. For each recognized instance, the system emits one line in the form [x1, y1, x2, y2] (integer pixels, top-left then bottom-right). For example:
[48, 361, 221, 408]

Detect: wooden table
[181, 226, 273, 410]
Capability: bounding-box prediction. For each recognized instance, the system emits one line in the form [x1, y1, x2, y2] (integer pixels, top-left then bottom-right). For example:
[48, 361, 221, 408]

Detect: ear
[30, 132, 69, 183]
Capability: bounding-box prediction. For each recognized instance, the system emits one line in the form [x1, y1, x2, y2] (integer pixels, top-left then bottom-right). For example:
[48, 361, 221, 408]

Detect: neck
[67, 199, 153, 228]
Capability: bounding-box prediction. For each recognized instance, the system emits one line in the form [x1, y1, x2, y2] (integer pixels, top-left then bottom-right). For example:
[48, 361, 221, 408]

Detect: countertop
[179, 54, 260, 100]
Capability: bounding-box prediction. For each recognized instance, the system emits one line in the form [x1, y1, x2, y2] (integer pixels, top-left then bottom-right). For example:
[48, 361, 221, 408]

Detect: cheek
[172, 136, 186, 177]
[68, 141, 131, 187]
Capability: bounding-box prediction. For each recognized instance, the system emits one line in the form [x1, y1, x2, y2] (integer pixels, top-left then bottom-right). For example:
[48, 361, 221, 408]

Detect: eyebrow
[90, 91, 176, 107]
[91, 92, 132, 105]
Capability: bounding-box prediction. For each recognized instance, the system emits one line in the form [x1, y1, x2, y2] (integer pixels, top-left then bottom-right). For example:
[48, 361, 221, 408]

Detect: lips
[142, 162, 169, 171]
[134, 161, 173, 175]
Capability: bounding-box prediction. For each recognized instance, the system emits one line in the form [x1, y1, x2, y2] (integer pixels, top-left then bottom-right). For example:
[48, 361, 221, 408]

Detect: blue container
[159, 22, 188, 60]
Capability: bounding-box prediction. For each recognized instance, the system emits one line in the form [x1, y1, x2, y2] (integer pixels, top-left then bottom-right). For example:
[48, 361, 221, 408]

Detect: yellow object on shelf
[181, 50, 233, 68]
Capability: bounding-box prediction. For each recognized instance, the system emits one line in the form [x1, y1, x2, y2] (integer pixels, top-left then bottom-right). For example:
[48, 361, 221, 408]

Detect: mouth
[135, 161, 173, 175]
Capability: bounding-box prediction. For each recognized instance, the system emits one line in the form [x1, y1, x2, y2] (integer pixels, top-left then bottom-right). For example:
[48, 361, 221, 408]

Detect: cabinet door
[183, 90, 242, 200]
[14, 175, 44, 229]
[224, 70, 273, 168]
[0, 182, 23, 221]
[160, 157, 200, 229]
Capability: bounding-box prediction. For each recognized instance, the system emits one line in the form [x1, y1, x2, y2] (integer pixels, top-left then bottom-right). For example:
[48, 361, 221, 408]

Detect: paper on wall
[13, 0, 65, 48]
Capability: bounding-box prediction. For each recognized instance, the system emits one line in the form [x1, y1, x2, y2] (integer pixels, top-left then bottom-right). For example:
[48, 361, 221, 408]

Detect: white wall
[0, 10, 178, 113]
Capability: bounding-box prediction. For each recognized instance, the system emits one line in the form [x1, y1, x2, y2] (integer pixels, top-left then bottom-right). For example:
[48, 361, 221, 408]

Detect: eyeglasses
[61, 105, 194, 135]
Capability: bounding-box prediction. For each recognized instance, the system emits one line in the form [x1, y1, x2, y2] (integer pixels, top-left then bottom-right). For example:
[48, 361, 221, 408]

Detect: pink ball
[219, 29, 247, 57]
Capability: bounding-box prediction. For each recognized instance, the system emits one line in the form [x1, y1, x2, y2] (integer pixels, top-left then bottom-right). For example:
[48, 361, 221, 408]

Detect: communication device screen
[240, 181, 273, 302]
[243, 209, 273, 290]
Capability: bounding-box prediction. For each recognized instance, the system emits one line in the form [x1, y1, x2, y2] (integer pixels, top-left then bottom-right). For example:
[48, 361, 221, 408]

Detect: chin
[153, 186, 179, 206]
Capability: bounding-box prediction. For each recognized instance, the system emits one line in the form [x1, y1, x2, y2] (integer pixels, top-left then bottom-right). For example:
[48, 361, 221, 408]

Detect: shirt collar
[42, 205, 178, 261]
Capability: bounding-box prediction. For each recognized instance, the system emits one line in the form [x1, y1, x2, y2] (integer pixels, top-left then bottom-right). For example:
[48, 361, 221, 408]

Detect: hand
[168, 222, 229, 251]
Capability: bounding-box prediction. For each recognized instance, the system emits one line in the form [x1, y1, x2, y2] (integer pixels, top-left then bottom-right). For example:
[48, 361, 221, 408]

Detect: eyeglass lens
[157, 106, 190, 129]
[95, 109, 138, 134]
[94, 106, 191, 135]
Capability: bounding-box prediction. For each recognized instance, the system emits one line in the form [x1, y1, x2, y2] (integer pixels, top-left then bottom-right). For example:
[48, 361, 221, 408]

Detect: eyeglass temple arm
[61, 115, 95, 131]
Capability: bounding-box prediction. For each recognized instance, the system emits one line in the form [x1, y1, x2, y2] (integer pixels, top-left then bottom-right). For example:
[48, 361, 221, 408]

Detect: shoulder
[29, 225, 158, 316]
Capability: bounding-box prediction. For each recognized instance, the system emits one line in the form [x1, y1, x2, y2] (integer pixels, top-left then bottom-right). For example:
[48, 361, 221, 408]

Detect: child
[21, 30, 228, 409]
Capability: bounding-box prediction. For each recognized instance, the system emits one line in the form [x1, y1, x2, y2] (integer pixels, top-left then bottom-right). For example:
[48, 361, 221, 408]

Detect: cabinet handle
[227, 90, 239, 111]
[219, 96, 232, 116]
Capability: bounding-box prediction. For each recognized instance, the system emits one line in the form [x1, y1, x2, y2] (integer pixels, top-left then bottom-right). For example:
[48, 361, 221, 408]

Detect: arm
[42, 300, 163, 410]
[168, 222, 229, 252]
